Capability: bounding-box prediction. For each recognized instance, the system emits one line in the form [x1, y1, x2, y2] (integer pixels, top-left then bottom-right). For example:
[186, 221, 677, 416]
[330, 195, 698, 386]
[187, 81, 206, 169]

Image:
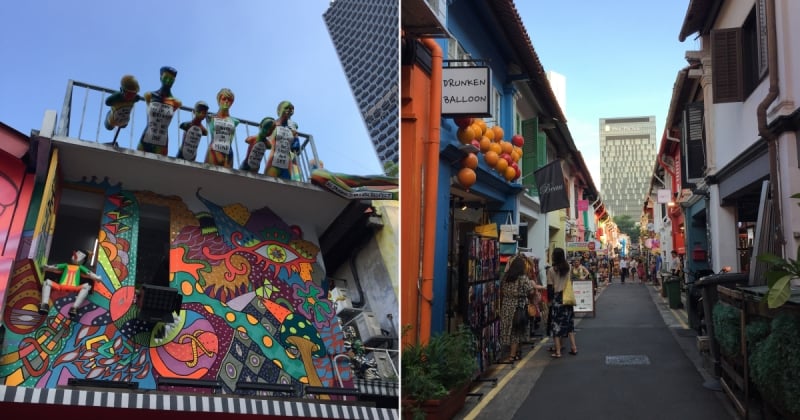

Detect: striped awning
[0, 385, 398, 420]
[354, 379, 398, 397]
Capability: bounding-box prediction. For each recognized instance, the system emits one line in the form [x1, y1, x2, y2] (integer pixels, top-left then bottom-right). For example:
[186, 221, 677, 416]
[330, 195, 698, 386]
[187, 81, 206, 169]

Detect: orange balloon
[492, 125, 504, 141]
[483, 126, 495, 141]
[495, 158, 508, 173]
[484, 150, 499, 167]
[457, 126, 475, 144]
[470, 122, 483, 138]
[457, 167, 476, 188]
[479, 136, 492, 153]
[475, 119, 487, 134]
[504, 166, 516, 181]
[500, 140, 513, 155]
[463, 153, 478, 169]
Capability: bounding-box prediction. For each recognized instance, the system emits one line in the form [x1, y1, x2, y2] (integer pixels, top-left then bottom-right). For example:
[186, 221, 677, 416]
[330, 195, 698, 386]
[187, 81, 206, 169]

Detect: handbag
[562, 279, 576, 306]
[474, 213, 498, 238]
[499, 212, 517, 243]
[513, 304, 528, 329]
[527, 302, 539, 318]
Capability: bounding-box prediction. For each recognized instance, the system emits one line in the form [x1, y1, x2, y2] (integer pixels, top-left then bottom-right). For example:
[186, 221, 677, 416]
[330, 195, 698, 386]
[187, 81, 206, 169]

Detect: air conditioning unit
[329, 287, 353, 315]
[353, 311, 388, 347]
[371, 352, 397, 379]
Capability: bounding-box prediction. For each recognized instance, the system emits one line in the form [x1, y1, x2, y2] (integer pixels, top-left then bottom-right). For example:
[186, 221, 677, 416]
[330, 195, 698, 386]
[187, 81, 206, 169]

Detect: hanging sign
[441, 66, 491, 117]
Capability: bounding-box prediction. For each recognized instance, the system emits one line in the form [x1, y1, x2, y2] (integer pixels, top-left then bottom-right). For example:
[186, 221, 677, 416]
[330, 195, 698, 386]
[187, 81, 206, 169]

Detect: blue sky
[516, 1, 701, 192]
[0, 0, 384, 175]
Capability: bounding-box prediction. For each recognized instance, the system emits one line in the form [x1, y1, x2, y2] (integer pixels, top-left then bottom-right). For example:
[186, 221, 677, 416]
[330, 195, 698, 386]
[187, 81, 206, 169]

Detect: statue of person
[39, 250, 101, 319]
[204, 88, 239, 168]
[176, 101, 209, 161]
[104, 74, 142, 131]
[138, 66, 182, 156]
[240, 117, 275, 172]
[265, 100, 300, 179]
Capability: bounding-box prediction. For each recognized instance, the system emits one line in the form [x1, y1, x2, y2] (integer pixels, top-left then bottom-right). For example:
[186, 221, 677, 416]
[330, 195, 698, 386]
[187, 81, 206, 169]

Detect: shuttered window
[711, 28, 743, 103]
[682, 102, 706, 182]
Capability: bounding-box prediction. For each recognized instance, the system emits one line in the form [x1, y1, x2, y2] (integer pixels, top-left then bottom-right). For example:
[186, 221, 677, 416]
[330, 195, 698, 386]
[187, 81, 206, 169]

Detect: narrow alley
[456, 281, 738, 420]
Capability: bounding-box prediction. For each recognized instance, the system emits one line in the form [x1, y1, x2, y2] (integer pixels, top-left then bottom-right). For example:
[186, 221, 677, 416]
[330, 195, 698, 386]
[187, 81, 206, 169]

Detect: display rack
[463, 234, 500, 374]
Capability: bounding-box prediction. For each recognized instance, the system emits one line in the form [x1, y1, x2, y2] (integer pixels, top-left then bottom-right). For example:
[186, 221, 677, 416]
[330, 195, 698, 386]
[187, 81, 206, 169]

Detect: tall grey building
[599, 116, 657, 220]
[324, 0, 399, 167]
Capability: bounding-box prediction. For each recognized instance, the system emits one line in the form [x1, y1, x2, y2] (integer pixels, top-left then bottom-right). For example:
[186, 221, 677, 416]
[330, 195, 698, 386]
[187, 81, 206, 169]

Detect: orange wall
[400, 51, 431, 347]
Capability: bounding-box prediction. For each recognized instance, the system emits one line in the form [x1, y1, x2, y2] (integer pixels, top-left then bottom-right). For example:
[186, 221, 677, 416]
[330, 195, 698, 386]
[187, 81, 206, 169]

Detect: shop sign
[441, 66, 491, 117]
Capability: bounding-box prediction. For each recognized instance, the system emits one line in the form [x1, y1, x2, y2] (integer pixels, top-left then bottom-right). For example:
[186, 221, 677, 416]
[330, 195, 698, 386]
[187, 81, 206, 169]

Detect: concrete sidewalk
[456, 281, 738, 420]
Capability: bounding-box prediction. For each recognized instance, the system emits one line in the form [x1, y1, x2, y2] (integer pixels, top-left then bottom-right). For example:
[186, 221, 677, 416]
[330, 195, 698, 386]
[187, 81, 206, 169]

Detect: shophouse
[660, 0, 800, 280]
[0, 79, 398, 418]
[401, 0, 600, 358]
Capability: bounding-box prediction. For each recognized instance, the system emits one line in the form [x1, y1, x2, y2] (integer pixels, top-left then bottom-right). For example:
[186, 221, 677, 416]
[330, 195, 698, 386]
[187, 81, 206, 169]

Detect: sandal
[550, 353, 561, 358]
[569, 349, 578, 355]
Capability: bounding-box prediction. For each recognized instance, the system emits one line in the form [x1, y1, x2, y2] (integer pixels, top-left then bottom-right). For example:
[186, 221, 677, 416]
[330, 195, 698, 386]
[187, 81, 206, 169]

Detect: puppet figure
[104, 75, 142, 131]
[204, 88, 239, 168]
[265, 100, 300, 180]
[240, 117, 276, 172]
[176, 101, 210, 161]
[39, 250, 101, 318]
[138, 66, 182, 156]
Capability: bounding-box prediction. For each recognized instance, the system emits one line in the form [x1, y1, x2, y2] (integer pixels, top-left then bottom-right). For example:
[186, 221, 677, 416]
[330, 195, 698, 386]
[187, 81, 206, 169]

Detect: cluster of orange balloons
[454, 117, 525, 188]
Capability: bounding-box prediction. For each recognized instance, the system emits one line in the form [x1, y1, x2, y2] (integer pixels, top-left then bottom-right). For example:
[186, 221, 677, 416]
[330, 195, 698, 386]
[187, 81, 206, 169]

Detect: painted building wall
[0, 175, 360, 394]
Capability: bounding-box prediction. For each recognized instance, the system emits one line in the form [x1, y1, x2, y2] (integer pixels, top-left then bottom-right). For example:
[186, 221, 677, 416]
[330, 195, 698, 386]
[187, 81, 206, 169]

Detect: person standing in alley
[619, 256, 629, 284]
[547, 248, 577, 358]
[670, 250, 681, 276]
[499, 255, 537, 362]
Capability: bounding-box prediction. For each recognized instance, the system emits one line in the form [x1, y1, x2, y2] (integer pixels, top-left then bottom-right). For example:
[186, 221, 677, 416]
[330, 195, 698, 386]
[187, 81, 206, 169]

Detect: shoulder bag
[562, 278, 576, 306]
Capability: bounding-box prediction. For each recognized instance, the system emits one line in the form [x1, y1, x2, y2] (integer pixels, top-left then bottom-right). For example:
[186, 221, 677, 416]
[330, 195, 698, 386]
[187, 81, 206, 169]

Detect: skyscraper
[599, 116, 657, 220]
[324, 0, 399, 168]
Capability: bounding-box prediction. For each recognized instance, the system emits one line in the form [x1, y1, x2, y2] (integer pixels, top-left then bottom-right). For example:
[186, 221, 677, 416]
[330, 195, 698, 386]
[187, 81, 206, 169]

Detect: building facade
[0, 79, 399, 417]
[599, 116, 657, 220]
[323, 0, 399, 167]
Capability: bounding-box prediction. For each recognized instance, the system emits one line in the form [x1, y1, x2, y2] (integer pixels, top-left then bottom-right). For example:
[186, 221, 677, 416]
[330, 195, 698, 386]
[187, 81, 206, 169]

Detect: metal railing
[56, 80, 320, 182]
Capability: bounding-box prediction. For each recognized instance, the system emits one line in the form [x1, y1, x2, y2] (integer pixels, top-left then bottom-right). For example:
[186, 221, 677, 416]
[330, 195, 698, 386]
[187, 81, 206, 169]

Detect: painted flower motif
[293, 282, 334, 327]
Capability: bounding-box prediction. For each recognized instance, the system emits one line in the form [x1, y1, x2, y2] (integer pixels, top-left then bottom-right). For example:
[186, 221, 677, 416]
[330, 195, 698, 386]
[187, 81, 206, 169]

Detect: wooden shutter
[711, 28, 744, 103]
[682, 102, 706, 182]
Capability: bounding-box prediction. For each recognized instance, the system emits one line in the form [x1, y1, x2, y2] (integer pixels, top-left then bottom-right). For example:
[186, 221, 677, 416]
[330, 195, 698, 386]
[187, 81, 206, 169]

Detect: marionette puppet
[239, 117, 275, 172]
[138, 66, 182, 156]
[176, 101, 209, 161]
[39, 250, 101, 319]
[265, 100, 301, 180]
[204, 88, 240, 168]
[104, 75, 142, 145]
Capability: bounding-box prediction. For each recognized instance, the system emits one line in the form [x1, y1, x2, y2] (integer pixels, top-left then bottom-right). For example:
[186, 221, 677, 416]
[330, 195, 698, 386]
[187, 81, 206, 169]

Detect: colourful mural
[0, 183, 351, 395]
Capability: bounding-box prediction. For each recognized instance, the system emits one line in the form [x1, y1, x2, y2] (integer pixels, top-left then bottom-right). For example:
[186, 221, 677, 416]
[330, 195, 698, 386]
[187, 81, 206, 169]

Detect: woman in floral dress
[499, 255, 535, 362]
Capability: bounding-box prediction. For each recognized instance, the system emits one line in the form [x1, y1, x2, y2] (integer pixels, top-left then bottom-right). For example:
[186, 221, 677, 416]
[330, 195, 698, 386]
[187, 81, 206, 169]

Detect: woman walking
[547, 247, 578, 358]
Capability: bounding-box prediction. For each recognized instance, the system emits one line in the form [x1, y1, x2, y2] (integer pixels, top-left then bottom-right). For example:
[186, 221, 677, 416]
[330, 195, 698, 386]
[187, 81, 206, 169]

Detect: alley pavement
[455, 279, 739, 420]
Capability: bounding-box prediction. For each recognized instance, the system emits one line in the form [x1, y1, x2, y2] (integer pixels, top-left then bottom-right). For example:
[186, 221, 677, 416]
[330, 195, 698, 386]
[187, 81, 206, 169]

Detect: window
[136, 204, 171, 287]
[711, 4, 767, 103]
[49, 188, 103, 267]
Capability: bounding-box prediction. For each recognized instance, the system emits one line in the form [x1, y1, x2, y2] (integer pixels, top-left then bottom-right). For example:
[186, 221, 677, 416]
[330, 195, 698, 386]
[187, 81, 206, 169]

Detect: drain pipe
[418, 37, 442, 344]
[756, 0, 784, 248]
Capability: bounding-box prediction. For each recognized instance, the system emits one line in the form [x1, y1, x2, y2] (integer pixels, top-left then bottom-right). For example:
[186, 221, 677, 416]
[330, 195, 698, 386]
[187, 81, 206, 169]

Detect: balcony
[42, 80, 349, 233]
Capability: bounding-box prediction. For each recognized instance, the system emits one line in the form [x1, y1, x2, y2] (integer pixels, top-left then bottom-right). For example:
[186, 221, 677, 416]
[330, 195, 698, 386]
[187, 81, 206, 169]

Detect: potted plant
[756, 193, 800, 308]
[401, 325, 478, 420]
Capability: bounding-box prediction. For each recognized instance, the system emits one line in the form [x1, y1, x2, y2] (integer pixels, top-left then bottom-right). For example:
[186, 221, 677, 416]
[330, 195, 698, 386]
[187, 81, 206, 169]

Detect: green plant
[712, 302, 741, 357]
[756, 192, 800, 308]
[748, 314, 800, 417]
[401, 326, 478, 419]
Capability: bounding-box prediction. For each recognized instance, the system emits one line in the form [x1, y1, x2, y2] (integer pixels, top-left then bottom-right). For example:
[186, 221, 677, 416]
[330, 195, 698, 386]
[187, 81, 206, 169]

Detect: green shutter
[521, 118, 538, 193]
